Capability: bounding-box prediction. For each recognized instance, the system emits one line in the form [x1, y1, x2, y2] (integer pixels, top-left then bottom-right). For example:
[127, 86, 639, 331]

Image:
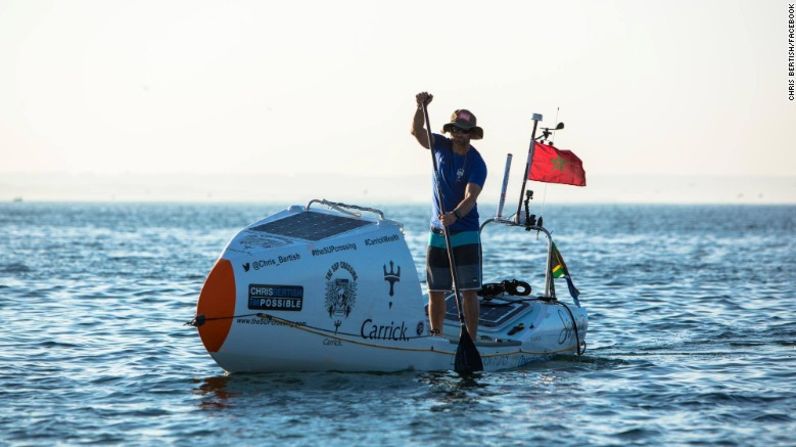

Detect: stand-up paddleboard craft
[190, 113, 588, 373]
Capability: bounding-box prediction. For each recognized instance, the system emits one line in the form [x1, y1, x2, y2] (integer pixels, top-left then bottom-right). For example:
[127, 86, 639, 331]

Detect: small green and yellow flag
[551, 260, 566, 279]
[551, 242, 580, 300]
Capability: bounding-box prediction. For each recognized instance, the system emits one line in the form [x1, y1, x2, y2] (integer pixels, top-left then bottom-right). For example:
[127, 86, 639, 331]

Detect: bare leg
[462, 290, 480, 339]
[428, 291, 446, 336]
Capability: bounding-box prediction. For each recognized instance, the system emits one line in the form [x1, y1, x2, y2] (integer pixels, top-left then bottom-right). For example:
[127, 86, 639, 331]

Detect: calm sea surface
[1, 202, 794, 446]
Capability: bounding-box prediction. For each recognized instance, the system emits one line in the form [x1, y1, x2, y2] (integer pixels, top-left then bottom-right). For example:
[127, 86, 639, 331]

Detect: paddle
[419, 100, 484, 374]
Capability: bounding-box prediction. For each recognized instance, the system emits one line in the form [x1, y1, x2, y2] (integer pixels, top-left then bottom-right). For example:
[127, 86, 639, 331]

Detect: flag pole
[495, 153, 513, 219]
[515, 113, 543, 223]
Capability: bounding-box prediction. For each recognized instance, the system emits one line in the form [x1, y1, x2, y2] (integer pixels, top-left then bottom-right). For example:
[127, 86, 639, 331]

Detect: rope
[185, 313, 260, 327]
[187, 310, 584, 357]
[478, 279, 532, 299]
[188, 311, 433, 340]
[554, 301, 585, 355]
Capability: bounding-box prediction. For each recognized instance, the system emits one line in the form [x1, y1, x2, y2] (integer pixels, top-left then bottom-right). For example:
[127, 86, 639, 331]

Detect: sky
[0, 0, 794, 203]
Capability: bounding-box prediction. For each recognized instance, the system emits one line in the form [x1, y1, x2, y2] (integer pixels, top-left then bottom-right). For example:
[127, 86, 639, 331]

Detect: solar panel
[249, 211, 372, 241]
[445, 295, 529, 328]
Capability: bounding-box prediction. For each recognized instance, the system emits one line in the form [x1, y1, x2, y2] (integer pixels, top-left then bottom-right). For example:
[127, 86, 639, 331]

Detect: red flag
[528, 142, 586, 186]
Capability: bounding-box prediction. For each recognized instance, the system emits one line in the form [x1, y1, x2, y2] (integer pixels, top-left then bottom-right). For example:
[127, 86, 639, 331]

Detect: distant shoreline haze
[0, 172, 794, 204]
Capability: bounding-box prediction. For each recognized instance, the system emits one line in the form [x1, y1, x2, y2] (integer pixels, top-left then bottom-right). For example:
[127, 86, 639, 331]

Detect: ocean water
[1, 202, 794, 446]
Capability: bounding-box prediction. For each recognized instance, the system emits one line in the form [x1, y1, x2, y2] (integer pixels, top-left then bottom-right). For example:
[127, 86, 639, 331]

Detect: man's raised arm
[411, 91, 433, 149]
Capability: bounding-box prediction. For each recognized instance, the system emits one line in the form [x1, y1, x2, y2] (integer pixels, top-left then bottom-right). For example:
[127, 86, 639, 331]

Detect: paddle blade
[454, 327, 483, 373]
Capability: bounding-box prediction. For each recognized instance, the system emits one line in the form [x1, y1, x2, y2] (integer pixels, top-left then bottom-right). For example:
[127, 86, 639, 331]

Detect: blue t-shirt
[429, 133, 487, 232]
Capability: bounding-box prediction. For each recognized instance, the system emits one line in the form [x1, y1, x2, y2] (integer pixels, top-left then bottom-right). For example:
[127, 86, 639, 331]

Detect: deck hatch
[250, 211, 372, 241]
[445, 295, 529, 328]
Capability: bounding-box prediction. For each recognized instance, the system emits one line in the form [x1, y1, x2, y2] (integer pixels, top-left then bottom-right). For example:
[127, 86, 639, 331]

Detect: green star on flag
[551, 155, 567, 171]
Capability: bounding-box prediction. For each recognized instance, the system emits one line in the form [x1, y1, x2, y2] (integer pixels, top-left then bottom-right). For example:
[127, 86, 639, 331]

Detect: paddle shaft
[420, 103, 466, 325]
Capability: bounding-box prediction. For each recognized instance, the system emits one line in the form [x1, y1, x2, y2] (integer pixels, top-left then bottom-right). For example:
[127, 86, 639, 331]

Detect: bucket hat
[442, 109, 483, 140]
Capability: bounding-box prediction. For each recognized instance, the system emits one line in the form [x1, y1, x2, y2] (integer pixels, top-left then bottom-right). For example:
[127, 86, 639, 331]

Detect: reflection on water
[418, 371, 490, 413]
[195, 375, 236, 409]
[194, 369, 494, 415]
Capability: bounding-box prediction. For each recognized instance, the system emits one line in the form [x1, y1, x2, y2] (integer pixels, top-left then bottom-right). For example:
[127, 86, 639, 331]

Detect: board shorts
[426, 228, 482, 292]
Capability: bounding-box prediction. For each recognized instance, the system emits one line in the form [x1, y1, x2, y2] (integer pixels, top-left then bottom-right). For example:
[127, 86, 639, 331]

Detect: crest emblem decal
[324, 261, 358, 320]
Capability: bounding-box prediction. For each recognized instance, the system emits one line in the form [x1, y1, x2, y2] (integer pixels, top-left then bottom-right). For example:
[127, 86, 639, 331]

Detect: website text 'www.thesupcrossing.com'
[789, 4, 795, 100]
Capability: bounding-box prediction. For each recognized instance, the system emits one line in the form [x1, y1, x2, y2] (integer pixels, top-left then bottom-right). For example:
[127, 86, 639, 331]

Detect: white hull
[194, 202, 587, 373]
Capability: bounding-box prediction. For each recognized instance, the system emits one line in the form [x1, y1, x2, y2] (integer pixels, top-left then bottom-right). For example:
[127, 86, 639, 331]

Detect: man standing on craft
[411, 91, 487, 339]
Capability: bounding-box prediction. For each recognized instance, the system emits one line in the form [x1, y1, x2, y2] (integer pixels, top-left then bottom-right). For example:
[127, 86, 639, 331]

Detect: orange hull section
[196, 259, 236, 352]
